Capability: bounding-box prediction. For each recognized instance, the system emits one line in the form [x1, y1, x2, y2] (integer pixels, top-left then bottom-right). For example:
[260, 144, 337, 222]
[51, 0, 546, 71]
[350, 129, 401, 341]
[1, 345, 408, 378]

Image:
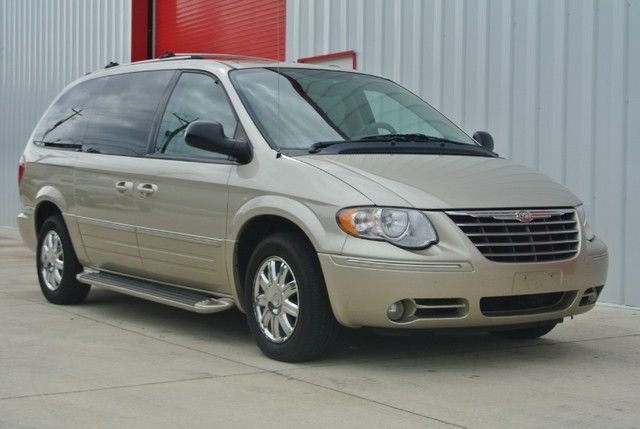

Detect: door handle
[115, 181, 133, 194]
[137, 183, 158, 197]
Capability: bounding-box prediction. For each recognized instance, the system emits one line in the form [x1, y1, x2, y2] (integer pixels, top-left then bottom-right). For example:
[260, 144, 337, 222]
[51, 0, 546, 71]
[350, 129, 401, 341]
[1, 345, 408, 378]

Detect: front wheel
[36, 215, 90, 304]
[491, 323, 557, 340]
[245, 232, 338, 362]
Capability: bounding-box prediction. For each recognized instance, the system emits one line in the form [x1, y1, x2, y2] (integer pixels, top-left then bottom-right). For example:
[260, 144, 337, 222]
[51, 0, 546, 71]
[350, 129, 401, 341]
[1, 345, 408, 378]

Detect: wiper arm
[40, 140, 83, 150]
[359, 133, 471, 146]
[309, 134, 475, 154]
[40, 108, 83, 142]
[308, 141, 343, 153]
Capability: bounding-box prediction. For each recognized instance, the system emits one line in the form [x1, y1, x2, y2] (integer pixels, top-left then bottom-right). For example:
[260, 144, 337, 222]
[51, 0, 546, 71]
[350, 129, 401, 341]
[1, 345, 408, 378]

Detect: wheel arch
[227, 196, 346, 312]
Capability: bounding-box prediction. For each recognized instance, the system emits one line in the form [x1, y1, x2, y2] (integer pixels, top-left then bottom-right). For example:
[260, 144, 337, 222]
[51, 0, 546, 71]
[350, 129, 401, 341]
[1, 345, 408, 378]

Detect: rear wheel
[491, 323, 557, 340]
[36, 215, 90, 304]
[244, 232, 338, 362]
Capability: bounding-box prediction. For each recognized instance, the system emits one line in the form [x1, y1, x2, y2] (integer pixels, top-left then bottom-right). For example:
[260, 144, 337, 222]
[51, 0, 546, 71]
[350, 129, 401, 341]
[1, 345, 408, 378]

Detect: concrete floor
[0, 227, 638, 429]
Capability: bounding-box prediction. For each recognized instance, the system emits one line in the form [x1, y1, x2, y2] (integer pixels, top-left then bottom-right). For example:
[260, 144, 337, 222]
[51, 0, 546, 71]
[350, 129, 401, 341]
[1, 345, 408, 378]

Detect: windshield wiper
[40, 108, 83, 142]
[40, 140, 83, 150]
[309, 134, 475, 154]
[358, 133, 471, 146]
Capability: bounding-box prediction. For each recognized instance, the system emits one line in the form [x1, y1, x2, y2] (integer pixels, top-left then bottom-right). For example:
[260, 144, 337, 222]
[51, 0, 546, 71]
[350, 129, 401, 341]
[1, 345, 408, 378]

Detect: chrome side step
[77, 271, 235, 314]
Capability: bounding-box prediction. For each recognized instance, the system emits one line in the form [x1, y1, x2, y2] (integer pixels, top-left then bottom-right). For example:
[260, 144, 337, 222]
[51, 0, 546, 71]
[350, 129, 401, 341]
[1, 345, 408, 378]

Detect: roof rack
[131, 52, 276, 65]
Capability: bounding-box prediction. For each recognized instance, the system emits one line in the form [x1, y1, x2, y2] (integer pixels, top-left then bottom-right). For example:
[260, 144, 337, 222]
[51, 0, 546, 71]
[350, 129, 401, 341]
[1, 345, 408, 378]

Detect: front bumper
[319, 212, 609, 329]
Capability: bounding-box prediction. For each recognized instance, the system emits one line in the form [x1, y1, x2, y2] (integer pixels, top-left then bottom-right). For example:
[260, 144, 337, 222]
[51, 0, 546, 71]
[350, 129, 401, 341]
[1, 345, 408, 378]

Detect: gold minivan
[17, 54, 609, 361]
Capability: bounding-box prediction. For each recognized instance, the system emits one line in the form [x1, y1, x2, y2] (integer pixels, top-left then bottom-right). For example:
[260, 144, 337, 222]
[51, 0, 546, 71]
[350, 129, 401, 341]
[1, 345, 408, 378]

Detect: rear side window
[153, 72, 239, 159]
[34, 70, 174, 156]
[33, 78, 105, 146]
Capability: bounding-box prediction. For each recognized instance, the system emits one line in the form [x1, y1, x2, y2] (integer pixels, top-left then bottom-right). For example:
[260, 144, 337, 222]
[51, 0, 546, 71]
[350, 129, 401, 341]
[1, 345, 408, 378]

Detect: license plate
[513, 271, 562, 293]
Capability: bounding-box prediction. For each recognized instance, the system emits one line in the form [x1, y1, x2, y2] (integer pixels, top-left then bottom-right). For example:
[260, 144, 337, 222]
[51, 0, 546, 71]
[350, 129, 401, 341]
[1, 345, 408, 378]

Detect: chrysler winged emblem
[516, 210, 534, 223]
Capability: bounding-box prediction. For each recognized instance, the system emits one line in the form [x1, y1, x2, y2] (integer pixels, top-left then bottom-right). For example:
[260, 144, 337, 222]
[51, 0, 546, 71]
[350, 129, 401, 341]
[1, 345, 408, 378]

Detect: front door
[134, 71, 243, 292]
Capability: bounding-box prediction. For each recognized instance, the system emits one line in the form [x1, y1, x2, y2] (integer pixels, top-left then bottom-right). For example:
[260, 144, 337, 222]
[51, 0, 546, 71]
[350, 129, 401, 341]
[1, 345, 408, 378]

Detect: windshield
[229, 67, 477, 151]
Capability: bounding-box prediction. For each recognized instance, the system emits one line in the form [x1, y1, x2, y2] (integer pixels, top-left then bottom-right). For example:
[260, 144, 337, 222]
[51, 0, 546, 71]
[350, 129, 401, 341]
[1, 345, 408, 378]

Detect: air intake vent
[446, 209, 579, 263]
[480, 291, 575, 316]
[412, 298, 468, 318]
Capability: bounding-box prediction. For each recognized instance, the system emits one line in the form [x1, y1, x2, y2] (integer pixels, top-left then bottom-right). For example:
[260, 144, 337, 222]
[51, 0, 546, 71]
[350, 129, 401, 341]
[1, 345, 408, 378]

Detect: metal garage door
[154, 0, 286, 60]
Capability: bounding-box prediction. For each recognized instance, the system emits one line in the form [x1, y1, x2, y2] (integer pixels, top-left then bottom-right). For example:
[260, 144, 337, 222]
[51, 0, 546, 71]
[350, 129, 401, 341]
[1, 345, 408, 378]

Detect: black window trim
[144, 69, 252, 165]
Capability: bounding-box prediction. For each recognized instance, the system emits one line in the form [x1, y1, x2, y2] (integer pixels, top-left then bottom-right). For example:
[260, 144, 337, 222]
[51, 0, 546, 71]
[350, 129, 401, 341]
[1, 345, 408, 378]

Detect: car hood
[297, 154, 581, 209]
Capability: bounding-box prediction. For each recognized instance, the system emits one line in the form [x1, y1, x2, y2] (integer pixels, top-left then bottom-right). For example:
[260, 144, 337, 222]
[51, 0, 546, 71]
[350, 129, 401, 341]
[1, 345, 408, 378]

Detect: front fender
[225, 195, 349, 311]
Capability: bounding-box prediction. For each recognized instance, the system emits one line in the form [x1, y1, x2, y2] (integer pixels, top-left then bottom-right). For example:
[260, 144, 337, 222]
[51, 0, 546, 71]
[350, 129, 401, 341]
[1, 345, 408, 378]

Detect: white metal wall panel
[286, 0, 639, 306]
[0, 0, 131, 226]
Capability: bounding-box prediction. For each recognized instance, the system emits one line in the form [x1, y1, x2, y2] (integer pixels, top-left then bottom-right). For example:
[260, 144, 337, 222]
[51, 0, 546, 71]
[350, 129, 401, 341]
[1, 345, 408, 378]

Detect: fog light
[387, 301, 405, 321]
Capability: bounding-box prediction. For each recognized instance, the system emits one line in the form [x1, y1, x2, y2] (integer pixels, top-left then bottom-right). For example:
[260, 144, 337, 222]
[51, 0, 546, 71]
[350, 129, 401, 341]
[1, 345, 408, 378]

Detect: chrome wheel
[40, 230, 64, 291]
[253, 256, 299, 343]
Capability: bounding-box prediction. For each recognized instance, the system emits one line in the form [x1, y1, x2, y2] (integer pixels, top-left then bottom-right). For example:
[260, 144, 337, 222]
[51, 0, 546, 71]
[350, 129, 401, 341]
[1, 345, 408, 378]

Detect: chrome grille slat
[455, 220, 575, 227]
[482, 249, 577, 257]
[475, 239, 578, 247]
[465, 229, 578, 237]
[446, 209, 579, 263]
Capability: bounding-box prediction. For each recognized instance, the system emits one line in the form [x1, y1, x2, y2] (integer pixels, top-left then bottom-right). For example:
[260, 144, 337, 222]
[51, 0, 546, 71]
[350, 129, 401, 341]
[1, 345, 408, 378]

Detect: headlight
[336, 207, 438, 249]
[576, 205, 595, 241]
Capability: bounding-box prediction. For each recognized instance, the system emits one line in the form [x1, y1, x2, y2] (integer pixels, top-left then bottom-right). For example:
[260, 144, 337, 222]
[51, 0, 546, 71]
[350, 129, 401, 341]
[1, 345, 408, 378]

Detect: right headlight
[576, 205, 595, 241]
[336, 207, 438, 249]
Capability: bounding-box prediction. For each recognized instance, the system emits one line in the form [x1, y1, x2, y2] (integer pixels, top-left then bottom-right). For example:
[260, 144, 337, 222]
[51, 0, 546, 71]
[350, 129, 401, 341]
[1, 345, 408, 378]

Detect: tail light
[18, 154, 26, 185]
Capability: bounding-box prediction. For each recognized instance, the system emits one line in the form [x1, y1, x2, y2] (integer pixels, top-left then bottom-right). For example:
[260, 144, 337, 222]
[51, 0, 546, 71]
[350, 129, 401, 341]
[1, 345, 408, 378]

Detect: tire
[491, 323, 557, 340]
[36, 214, 90, 305]
[244, 232, 339, 362]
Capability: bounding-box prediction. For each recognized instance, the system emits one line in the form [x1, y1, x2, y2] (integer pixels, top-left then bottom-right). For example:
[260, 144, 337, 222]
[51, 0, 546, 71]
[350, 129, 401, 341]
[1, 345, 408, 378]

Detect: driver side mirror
[473, 131, 494, 152]
[185, 120, 252, 164]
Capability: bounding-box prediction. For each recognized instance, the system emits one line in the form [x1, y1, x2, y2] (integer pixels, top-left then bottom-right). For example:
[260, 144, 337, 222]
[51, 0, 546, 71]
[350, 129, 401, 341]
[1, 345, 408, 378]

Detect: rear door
[73, 70, 175, 276]
[133, 71, 244, 292]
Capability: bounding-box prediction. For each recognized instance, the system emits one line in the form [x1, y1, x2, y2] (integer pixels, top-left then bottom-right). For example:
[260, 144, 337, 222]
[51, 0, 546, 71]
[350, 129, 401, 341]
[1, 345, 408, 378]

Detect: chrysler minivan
[17, 54, 609, 361]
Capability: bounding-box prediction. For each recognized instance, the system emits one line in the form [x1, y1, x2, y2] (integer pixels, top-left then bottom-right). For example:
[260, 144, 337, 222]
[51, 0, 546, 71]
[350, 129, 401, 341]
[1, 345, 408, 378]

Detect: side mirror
[473, 131, 494, 152]
[185, 120, 252, 164]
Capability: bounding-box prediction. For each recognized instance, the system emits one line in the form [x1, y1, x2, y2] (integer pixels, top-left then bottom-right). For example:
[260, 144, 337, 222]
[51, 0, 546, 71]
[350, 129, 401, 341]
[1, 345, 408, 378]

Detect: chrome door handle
[137, 183, 158, 196]
[115, 181, 133, 194]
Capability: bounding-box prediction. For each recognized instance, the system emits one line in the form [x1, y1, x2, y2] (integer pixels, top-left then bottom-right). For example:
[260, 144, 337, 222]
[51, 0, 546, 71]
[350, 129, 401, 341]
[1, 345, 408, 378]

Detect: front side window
[153, 72, 239, 159]
[230, 68, 477, 151]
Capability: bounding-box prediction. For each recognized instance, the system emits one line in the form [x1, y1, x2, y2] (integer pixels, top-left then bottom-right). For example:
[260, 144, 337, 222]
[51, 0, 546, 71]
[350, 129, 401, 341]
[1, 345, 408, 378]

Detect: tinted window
[33, 78, 105, 145]
[153, 72, 239, 159]
[34, 71, 174, 156]
[83, 71, 174, 155]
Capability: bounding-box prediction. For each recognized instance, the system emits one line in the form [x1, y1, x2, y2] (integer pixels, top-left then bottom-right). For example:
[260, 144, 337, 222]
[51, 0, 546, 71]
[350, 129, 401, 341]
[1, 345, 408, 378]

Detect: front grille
[480, 291, 575, 316]
[446, 209, 579, 263]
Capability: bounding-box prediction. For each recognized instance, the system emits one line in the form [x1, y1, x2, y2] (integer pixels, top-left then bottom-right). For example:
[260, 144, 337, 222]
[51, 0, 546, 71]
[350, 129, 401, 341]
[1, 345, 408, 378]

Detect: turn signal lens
[576, 205, 595, 241]
[336, 207, 437, 249]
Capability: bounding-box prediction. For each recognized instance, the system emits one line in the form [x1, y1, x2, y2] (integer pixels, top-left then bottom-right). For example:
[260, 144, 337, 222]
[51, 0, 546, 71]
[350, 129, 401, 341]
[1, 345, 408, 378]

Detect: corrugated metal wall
[286, 0, 639, 307]
[0, 0, 131, 225]
[154, 0, 286, 60]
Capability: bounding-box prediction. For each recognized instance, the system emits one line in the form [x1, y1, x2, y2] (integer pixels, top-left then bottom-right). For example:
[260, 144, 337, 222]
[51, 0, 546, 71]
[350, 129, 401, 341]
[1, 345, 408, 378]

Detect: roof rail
[130, 52, 276, 66]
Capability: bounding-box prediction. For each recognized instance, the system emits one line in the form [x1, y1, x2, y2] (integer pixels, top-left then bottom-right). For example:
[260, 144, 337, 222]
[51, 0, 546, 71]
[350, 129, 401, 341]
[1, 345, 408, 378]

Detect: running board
[77, 271, 235, 314]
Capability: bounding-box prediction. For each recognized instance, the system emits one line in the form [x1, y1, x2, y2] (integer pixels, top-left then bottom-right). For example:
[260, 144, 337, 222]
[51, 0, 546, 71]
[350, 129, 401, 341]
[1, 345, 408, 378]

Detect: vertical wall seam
[561, 0, 569, 185]
[620, 0, 629, 303]
[508, 1, 515, 159]
[534, 0, 541, 170]
[589, 0, 598, 224]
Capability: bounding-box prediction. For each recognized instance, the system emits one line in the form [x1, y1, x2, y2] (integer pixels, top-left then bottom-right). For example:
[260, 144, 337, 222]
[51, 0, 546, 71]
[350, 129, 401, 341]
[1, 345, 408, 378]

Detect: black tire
[244, 232, 339, 362]
[491, 323, 557, 340]
[36, 214, 90, 304]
